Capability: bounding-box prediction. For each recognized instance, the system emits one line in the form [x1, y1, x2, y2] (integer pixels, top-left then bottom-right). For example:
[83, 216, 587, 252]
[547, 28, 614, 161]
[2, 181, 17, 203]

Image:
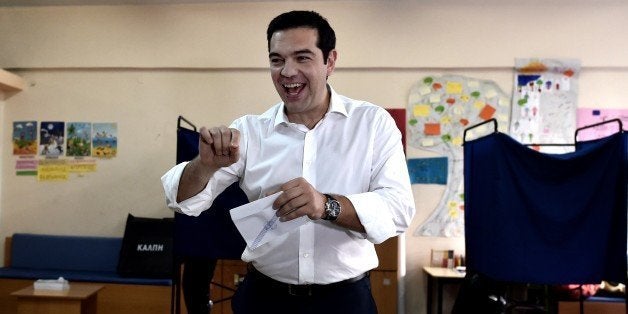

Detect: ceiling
[0, 0, 621, 7]
[0, 0, 294, 6]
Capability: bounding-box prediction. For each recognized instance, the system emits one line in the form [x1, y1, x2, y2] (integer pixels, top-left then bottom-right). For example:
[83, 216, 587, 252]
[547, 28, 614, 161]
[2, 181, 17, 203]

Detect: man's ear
[326, 49, 338, 77]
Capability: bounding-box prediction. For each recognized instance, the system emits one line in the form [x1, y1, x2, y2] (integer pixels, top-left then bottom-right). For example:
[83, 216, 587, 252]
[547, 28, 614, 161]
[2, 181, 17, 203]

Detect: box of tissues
[34, 277, 70, 290]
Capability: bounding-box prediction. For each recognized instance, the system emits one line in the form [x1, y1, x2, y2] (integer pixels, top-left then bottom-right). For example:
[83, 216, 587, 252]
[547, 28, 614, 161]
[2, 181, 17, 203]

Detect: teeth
[283, 83, 303, 88]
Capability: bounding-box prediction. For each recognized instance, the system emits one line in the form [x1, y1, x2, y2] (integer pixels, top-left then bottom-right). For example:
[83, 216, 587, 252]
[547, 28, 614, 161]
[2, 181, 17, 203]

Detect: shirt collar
[273, 85, 348, 129]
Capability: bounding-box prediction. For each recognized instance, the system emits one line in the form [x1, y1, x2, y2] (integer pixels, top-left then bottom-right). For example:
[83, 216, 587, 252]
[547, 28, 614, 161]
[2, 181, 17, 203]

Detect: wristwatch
[323, 194, 342, 221]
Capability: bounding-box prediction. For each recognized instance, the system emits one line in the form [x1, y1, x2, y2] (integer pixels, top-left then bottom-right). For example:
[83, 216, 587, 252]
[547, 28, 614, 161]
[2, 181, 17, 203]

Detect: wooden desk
[423, 266, 465, 314]
[11, 283, 104, 314]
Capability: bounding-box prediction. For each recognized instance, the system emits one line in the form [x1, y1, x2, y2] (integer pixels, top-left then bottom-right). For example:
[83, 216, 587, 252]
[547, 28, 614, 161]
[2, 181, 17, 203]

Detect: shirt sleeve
[161, 120, 246, 217]
[161, 161, 215, 216]
[348, 110, 415, 244]
[161, 161, 243, 217]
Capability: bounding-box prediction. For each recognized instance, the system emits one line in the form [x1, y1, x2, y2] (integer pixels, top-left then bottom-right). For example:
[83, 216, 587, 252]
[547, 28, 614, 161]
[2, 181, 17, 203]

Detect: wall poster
[39, 121, 65, 157]
[577, 108, 628, 141]
[12, 120, 115, 180]
[92, 123, 118, 158]
[13, 121, 38, 156]
[510, 58, 580, 152]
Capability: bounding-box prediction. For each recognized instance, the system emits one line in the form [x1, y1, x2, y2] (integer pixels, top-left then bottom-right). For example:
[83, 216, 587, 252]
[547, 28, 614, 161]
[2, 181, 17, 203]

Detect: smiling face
[269, 27, 337, 124]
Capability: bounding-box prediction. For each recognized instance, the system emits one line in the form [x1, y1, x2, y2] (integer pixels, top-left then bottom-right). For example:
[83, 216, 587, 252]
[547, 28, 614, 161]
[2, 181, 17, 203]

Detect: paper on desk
[230, 192, 310, 250]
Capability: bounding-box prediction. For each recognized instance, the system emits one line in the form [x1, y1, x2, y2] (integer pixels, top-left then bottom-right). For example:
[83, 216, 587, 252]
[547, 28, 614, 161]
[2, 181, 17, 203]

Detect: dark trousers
[232, 268, 378, 314]
[182, 257, 217, 314]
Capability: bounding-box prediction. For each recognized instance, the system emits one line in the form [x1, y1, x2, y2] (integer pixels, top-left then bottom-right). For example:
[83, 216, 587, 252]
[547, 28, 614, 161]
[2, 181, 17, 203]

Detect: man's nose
[281, 59, 298, 77]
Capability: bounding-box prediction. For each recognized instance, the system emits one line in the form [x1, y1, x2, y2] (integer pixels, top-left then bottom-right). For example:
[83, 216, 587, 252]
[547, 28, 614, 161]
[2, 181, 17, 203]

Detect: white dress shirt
[161, 87, 415, 284]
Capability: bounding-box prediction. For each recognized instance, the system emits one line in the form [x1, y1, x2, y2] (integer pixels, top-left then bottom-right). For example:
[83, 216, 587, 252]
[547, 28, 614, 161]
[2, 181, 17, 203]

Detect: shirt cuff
[160, 161, 215, 217]
[346, 192, 396, 244]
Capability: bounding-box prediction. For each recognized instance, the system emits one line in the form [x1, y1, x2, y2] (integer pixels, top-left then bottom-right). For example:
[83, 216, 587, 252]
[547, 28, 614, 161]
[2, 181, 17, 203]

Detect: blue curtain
[464, 132, 626, 284]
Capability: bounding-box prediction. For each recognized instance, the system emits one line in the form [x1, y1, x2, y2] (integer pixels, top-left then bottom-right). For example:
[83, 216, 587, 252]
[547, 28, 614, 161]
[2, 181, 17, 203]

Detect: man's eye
[297, 56, 311, 62]
[270, 58, 283, 65]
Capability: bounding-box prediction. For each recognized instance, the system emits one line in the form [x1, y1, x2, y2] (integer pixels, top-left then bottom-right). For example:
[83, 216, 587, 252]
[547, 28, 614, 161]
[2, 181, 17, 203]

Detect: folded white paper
[34, 277, 70, 290]
[230, 192, 310, 250]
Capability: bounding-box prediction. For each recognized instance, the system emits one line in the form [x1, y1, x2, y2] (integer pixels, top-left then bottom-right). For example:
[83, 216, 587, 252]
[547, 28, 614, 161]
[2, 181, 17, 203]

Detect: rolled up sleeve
[160, 161, 219, 217]
[348, 145, 415, 244]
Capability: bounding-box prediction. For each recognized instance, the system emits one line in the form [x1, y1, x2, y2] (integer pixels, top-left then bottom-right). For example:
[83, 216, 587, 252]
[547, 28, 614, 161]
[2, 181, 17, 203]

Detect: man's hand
[175, 125, 239, 203]
[198, 126, 240, 169]
[272, 178, 326, 221]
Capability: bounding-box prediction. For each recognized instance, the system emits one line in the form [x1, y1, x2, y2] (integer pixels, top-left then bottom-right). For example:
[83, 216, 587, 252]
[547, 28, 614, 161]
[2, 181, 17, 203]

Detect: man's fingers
[229, 128, 240, 162]
[195, 125, 241, 170]
[279, 206, 302, 222]
[273, 178, 308, 210]
[220, 126, 230, 156]
[206, 126, 238, 157]
[275, 192, 308, 217]
[198, 126, 241, 168]
[208, 127, 224, 154]
[199, 127, 213, 146]
[279, 177, 302, 191]
[230, 128, 240, 148]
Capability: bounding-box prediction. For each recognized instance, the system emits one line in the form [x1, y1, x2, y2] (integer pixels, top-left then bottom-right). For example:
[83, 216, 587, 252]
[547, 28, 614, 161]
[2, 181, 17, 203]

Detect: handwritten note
[37, 159, 68, 181]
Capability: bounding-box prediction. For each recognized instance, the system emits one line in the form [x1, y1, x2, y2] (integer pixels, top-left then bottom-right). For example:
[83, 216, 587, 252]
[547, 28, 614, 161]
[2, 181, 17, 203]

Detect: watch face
[324, 195, 341, 221]
[328, 202, 340, 215]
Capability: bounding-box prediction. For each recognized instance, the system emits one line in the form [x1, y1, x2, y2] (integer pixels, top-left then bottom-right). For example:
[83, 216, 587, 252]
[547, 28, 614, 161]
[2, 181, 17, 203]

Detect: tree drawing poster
[66, 122, 92, 157]
[408, 75, 510, 237]
[510, 58, 580, 151]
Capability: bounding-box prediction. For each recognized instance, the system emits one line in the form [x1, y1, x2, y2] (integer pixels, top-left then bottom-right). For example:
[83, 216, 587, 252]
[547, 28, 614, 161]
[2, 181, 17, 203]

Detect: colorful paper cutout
[424, 123, 441, 135]
[413, 104, 431, 117]
[407, 157, 448, 185]
[446, 82, 463, 94]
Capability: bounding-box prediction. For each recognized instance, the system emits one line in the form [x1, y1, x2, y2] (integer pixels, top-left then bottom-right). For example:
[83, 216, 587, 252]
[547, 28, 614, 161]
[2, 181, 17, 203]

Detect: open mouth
[283, 83, 305, 96]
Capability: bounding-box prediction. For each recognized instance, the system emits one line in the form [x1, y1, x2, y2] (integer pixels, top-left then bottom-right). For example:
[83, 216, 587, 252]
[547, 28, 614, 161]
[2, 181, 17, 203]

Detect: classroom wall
[1, 1, 627, 314]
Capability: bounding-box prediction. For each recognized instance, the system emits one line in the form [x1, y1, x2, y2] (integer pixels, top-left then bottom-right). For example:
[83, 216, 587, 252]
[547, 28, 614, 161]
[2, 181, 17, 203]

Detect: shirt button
[303, 253, 310, 258]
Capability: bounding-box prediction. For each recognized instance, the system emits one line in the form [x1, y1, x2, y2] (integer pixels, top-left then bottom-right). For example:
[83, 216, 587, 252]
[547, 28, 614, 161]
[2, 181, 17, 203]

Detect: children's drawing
[66, 122, 92, 157]
[13, 121, 38, 155]
[39, 121, 65, 157]
[92, 123, 118, 158]
[510, 58, 579, 152]
[576, 108, 628, 141]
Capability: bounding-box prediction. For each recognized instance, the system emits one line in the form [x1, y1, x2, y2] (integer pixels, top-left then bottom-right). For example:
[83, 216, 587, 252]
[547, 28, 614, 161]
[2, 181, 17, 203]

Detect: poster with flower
[510, 58, 580, 152]
[92, 123, 118, 158]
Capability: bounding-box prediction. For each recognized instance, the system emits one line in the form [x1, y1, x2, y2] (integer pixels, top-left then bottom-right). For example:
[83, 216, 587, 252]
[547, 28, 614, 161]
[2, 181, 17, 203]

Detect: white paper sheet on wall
[510, 58, 580, 153]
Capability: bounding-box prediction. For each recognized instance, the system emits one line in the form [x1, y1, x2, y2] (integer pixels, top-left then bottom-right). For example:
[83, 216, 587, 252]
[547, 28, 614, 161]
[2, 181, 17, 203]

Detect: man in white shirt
[161, 10, 415, 314]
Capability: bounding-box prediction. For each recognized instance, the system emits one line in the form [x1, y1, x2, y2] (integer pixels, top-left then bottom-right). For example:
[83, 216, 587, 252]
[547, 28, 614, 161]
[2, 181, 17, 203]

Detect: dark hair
[267, 10, 336, 63]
